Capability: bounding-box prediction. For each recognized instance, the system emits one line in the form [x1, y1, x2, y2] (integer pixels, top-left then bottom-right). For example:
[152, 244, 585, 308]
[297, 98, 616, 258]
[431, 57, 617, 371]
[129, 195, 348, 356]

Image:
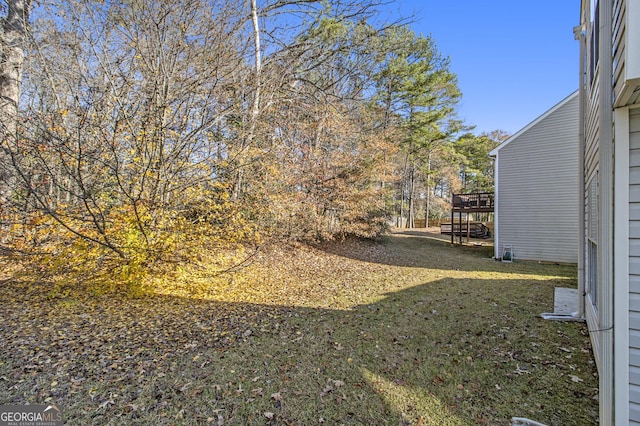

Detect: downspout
[574, 24, 586, 320]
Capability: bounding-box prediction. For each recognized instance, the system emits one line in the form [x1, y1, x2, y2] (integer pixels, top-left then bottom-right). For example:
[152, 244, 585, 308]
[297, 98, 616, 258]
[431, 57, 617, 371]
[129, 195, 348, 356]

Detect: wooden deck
[452, 192, 494, 213]
[440, 222, 491, 239]
[449, 192, 494, 244]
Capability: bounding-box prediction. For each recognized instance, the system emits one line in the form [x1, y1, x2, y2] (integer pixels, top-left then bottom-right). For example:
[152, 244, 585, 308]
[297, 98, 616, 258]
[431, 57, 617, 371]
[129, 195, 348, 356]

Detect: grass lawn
[0, 229, 598, 425]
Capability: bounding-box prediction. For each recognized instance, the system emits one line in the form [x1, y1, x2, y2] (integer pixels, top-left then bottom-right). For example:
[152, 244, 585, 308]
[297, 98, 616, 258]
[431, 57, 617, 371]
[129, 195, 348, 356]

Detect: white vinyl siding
[493, 93, 579, 263]
[629, 107, 640, 423]
[582, 1, 640, 423]
[613, 0, 627, 104]
[613, 0, 640, 106]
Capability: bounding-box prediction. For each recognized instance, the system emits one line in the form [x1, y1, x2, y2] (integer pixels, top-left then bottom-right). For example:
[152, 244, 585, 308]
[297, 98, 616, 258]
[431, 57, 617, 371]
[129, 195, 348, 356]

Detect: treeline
[0, 0, 501, 279]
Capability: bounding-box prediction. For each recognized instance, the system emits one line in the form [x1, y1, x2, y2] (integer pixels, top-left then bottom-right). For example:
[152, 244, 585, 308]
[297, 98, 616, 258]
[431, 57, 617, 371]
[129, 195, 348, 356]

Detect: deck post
[449, 192, 495, 244]
[450, 196, 454, 244]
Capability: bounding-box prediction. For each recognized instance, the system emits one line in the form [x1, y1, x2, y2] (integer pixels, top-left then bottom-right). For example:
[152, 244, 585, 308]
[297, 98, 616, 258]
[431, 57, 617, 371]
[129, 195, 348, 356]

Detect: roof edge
[489, 90, 579, 157]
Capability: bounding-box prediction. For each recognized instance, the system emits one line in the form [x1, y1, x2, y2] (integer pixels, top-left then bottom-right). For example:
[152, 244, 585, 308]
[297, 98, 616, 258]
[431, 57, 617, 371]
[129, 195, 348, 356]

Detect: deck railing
[451, 192, 494, 212]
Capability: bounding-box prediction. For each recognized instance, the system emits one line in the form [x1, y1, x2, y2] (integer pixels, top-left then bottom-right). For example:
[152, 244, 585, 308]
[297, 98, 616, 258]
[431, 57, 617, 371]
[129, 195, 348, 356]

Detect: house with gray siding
[489, 92, 579, 263]
[577, 0, 640, 423]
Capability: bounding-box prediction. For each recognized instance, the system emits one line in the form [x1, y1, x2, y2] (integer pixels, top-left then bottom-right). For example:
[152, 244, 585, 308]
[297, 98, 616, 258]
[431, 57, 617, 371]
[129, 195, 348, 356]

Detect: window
[586, 176, 598, 312]
[589, 0, 600, 84]
[588, 240, 598, 312]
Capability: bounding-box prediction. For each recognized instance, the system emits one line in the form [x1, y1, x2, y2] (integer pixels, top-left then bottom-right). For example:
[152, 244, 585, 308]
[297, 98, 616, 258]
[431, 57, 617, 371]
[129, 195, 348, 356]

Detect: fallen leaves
[569, 375, 584, 383]
[320, 378, 346, 397]
[0, 270, 294, 423]
[0, 233, 599, 424]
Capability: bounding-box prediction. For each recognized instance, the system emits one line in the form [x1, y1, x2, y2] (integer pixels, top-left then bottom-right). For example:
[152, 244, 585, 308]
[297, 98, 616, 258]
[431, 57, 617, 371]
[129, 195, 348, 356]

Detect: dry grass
[0, 229, 598, 425]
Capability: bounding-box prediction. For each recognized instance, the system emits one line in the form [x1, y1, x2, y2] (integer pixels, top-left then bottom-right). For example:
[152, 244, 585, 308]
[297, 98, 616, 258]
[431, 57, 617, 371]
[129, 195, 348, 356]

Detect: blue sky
[387, 0, 580, 136]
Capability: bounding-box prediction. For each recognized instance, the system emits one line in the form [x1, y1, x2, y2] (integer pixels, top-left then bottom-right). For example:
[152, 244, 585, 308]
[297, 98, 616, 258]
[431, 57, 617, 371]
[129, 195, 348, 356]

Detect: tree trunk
[398, 154, 408, 227]
[425, 151, 431, 228]
[407, 165, 414, 228]
[250, 0, 261, 128]
[0, 0, 31, 203]
[233, 0, 261, 201]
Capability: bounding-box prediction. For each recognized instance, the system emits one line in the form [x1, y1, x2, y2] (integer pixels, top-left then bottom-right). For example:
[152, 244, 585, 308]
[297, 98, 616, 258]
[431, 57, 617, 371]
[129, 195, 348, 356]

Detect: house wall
[583, 0, 603, 372]
[614, 0, 640, 106]
[612, 0, 640, 423]
[494, 94, 579, 263]
[628, 107, 640, 423]
[585, 2, 619, 423]
[613, 0, 627, 104]
[582, 0, 640, 423]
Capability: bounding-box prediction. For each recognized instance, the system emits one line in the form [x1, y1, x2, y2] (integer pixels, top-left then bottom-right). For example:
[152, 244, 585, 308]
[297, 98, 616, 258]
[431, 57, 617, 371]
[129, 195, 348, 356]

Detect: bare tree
[0, 0, 32, 205]
[1, 0, 462, 273]
[10, 0, 250, 262]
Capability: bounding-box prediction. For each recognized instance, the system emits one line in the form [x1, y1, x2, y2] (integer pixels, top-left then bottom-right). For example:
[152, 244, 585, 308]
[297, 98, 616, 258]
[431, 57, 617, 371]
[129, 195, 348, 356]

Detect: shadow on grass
[0, 272, 597, 425]
[317, 231, 576, 280]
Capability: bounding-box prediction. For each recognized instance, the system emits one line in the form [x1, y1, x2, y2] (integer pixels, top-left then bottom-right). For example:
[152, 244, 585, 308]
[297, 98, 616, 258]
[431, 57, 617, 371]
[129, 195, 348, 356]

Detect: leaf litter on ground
[0, 229, 598, 425]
